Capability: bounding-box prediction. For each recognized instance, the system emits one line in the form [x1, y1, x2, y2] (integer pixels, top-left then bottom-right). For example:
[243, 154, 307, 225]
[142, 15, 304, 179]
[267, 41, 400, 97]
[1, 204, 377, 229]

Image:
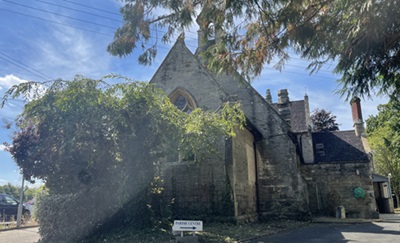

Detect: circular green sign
[353, 187, 365, 198]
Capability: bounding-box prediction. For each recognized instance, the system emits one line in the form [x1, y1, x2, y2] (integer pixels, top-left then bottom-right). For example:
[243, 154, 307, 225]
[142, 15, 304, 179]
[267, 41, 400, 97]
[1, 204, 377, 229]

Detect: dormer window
[315, 143, 325, 157]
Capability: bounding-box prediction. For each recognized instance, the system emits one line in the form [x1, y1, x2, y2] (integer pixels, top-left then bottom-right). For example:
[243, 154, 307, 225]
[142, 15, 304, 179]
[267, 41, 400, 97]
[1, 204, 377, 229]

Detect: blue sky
[0, 0, 388, 187]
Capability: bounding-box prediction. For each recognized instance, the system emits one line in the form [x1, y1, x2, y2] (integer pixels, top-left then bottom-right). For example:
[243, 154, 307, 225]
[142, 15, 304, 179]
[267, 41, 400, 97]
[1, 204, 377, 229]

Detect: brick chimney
[277, 89, 291, 124]
[350, 97, 365, 137]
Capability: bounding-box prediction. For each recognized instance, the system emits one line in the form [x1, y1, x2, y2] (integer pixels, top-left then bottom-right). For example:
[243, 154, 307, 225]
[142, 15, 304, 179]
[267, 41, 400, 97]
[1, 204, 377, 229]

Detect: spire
[265, 89, 272, 104]
[304, 93, 311, 128]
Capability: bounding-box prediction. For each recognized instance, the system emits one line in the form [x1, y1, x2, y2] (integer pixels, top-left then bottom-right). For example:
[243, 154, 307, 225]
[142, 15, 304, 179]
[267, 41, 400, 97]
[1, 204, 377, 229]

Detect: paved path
[0, 227, 40, 243]
[248, 214, 400, 243]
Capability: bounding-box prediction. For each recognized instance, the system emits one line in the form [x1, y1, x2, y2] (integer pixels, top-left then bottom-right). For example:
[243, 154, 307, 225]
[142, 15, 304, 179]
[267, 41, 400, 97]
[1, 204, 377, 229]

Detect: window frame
[168, 88, 197, 113]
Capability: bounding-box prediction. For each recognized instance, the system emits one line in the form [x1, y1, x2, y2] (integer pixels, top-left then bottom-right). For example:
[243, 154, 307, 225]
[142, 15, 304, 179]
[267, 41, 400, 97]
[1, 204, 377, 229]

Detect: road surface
[0, 214, 399, 243]
[0, 227, 40, 243]
[248, 214, 400, 243]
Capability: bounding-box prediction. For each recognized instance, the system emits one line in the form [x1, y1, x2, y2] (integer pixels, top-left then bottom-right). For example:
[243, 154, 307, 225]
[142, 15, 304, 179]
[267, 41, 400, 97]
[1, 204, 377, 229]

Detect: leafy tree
[23, 187, 37, 201]
[0, 183, 19, 199]
[2, 75, 244, 242]
[108, 0, 400, 99]
[367, 99, 400, 203]
[310, 108, 339, 132]
[0, 183, 37, 202]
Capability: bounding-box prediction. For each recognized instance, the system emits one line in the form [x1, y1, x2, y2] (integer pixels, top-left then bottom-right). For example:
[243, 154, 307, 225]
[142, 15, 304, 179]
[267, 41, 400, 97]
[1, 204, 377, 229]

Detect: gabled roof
[213, 73, 292, 139]
[151, 37, 302, 140]
[149, 38, 228, 111]
[290, 100, 308, 132]
[312, 131, 369, 163]
[271, 100, 308, 133]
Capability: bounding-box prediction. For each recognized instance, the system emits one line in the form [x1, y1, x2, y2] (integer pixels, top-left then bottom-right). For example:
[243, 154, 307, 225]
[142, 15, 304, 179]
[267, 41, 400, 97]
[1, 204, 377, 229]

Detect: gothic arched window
[169, 88, 197, 113]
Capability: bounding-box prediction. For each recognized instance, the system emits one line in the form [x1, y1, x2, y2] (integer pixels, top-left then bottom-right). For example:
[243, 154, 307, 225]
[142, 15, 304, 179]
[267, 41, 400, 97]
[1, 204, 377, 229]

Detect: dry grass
[0, 215, 39, 230]
[81, 219, 309, 243]
[197, 220, 309, 242]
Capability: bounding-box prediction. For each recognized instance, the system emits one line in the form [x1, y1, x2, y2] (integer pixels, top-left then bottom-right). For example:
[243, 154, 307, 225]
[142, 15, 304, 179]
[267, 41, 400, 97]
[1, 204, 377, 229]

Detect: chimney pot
[350, 97, 363, 122]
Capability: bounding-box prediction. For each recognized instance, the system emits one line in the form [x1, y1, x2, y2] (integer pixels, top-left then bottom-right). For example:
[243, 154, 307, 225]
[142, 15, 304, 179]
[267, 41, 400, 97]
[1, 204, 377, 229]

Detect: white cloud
[0, 74, 27, 90]
[0, 179, 8, 186]
[110, 0, 124, 7]
[0, 74, 26, 120]
[0, 144, 5, 151]
[33, 25, 114, 80]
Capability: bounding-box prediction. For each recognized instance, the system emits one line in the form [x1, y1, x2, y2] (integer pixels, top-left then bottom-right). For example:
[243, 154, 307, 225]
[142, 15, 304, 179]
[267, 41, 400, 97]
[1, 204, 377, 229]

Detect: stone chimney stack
[350, 97, 365, 137]
[278, 89, 291, 124]
[265, 89, 272, 104]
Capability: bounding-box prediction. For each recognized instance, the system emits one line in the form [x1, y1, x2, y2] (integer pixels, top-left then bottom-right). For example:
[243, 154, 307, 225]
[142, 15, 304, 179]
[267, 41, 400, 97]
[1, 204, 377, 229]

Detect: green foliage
[0, 183, 19, 199]
[310, 108, 340, 132]
[366, 99, 400, 197]
[109, 0, 400, 99]
[3, 75, 244, 242]
[0, 183, 37, 202]
[24, 187, 37, 201]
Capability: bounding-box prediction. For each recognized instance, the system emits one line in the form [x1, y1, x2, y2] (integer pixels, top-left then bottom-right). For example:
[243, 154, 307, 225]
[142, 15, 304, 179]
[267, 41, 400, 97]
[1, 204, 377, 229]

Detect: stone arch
[168, 88, 197, 113]
[207, 22, 215, 41]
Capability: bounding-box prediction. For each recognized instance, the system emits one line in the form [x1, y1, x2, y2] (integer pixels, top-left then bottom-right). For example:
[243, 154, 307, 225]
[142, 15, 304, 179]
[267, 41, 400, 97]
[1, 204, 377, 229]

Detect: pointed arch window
[169, 88, 197, 113]
[207, 22, 215, 41]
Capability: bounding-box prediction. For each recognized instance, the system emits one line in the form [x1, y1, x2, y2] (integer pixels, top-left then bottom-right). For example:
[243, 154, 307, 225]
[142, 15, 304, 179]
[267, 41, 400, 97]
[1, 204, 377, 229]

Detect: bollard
[335, 206, 346, 219]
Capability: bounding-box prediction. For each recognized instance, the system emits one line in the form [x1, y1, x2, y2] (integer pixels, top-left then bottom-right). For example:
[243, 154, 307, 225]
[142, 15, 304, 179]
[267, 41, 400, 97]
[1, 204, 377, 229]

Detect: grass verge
[0, 217, 38, 231]
[80, 220, 309, 243]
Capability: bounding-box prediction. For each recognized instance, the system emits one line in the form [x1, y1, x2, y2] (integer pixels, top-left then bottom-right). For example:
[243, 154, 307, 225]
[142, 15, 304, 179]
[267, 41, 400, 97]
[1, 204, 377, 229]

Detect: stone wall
[150, 39, 311, 221]
[301, 162, 379, 219]
[215, 73, 310, 220]
[256, 135, 310, 220]
[161, 139, 233, 220]
[149, 39, 227, 112]
[230, 127, 258, 221]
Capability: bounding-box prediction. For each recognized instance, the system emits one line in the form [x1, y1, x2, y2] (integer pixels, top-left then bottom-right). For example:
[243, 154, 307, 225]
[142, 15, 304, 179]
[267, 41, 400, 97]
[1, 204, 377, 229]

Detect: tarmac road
[0, 214, 399, 243]
[0, 227, 40, 243]
[248, 214, 400, 243]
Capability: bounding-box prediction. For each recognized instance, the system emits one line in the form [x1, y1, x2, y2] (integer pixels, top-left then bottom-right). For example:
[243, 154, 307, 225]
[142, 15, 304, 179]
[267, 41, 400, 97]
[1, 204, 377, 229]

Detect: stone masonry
[148, 28, 378, 221]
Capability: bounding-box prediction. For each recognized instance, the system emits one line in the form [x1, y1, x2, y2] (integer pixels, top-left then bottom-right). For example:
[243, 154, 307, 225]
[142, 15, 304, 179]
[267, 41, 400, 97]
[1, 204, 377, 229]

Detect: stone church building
[149, 24, 378, 221]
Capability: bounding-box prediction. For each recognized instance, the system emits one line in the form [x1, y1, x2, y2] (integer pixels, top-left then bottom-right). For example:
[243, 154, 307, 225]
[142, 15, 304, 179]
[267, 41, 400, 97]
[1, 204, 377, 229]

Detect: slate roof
[290, 100, 308, 132]
[372, 173, 389, 182]
[312, 131, 369, 163]
[271, 100, 308, 133]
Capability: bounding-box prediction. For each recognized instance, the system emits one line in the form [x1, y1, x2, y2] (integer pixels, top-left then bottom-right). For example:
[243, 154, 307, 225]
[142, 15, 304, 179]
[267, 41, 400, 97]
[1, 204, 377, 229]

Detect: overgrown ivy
[2, 75, 245, 242]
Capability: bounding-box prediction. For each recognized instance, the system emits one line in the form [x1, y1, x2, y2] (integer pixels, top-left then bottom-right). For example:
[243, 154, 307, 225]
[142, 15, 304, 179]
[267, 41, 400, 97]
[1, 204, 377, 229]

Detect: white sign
[172, 220, 203, 231]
